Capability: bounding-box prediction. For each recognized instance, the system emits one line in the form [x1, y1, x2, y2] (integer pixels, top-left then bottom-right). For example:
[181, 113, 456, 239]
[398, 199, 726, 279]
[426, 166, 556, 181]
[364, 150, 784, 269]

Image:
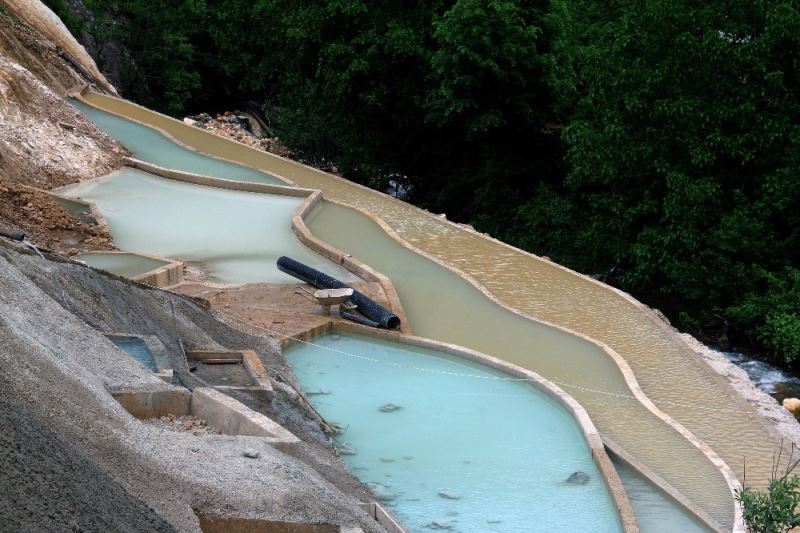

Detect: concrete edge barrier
[75, 92, 742, 529]
[110, 387, 191, 419]
[282, 322, 639, 533]
[603, 434, 728, 533]
[105, 332, 174, 383]
[123, 158, 414, 334]
[190, 388, 299, 449]
[357, 502, 408, 533]
[109, 386, 300, 453]
[73, 250, 184, 288]
[124, 157, 310, 197]
[241, 349, 275, 400]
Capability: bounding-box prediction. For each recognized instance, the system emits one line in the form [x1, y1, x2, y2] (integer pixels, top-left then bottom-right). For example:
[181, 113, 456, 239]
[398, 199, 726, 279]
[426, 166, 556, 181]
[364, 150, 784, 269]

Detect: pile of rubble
[183, 111, 294, 159]
[147, 414, 218, 436]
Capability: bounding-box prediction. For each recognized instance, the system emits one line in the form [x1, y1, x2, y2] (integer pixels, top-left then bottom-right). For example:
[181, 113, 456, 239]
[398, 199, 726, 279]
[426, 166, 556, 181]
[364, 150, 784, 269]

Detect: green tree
[84, 0, 208, 113]
[548, 0, 800, 359]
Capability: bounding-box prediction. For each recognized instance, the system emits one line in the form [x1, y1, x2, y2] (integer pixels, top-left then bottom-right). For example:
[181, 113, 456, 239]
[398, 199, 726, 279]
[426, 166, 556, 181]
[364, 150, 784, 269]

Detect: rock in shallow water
[336, 442, 357, 455]
[379, 403, 401, 412]
[426, 520, 454, 530]
[566, 471, 590, 485]
[782, 397, 800, 416]
[367, 482, 395, 501]
[438, 490, 461, 500]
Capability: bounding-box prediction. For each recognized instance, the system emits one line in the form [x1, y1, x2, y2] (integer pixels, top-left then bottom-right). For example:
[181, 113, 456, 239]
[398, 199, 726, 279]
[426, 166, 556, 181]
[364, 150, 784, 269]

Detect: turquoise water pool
[57, 169, 357, 284]
[71, 99, 282, 185]
[287, 333, 622, 532]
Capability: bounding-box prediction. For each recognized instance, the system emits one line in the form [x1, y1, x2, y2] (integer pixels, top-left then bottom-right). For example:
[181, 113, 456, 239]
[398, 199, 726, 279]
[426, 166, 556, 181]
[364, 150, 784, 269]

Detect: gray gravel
[0, 385, 175, 532]
[0, 243, 384, 532]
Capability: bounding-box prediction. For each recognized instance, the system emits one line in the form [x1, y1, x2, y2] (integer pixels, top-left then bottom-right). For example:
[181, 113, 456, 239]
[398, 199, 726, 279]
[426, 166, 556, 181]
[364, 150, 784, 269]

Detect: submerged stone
[307, 389, 332, 396]
[425, 520, 454, 530]
[336, 442, 357, 455]
[566, 471, 590, 485]
[438, 490, 461, 500]
[368, 482, 395, 502]
[379, 403, 401, 413]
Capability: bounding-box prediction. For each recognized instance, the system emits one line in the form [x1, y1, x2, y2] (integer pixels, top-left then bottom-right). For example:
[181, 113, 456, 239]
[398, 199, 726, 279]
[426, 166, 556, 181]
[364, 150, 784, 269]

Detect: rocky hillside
[0, 54, 124, 188]
[1, 9, 80, 94]
[0, 10, 126, 250]
[0, 0, 115, 93]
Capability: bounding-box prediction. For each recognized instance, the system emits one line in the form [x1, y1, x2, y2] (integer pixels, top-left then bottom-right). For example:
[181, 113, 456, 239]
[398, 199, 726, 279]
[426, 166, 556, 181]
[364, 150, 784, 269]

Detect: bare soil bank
[0, 175, 112, 253]
[0, 53, 125, 190]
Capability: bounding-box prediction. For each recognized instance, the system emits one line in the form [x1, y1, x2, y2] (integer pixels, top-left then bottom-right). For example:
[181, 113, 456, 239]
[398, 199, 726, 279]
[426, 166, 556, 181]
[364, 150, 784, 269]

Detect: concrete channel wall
[123, 157, 414, 335]
[282, 321, 640, 533]
[123, 154, 740, 530]
[110, 386, 300, 453]
[72, 92, 746, 531]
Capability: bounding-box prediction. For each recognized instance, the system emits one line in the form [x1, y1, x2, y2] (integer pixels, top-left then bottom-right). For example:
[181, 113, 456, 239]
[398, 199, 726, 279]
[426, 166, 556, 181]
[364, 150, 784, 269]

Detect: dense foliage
[63, 0, 799, 365]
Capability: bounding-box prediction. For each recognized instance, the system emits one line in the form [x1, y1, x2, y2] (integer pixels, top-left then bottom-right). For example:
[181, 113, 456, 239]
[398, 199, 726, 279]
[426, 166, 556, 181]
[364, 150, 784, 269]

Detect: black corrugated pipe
[340, 311, 381, 328]
[0, 227, 24, 242]
[277, 256, 401, 330]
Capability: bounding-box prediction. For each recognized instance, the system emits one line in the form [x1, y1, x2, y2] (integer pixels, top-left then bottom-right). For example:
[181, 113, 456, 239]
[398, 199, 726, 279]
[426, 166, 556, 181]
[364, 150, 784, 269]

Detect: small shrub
[762, 313, 800, 366]
[737, 444, 800, 533]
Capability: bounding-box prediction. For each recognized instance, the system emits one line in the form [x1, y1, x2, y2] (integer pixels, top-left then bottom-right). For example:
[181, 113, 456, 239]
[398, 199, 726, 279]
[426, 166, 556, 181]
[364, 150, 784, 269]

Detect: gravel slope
[0, 242, 382, 532]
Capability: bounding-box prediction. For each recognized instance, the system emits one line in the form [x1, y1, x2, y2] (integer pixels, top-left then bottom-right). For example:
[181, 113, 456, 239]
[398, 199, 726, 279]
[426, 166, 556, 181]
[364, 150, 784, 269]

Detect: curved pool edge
[602, 435, 728, 533]
[71, 90, 298, 188]
[316, 200, 743, 532]
[281, 320, 640, 533]
[72, 91, 743, 530]
[74, 250, 184, 288]
[120, 158, 414, 334]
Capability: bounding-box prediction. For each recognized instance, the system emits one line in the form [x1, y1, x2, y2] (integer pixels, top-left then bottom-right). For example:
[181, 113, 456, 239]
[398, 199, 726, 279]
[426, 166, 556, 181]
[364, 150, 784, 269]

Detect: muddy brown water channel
[74, 92, 788, 528]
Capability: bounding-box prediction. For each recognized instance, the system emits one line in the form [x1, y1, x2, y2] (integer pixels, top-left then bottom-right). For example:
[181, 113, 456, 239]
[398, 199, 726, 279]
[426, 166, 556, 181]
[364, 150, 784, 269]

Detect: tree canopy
[63, 0, 800, 365]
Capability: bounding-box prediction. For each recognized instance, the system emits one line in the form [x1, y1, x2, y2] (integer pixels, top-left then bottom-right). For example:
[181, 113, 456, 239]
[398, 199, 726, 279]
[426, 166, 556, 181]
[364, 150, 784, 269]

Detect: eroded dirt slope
[0, 10, 81, 94]
[0, 54, 125, 189]
[0, 0, 115, 93]
[0, 175, 112, 253]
